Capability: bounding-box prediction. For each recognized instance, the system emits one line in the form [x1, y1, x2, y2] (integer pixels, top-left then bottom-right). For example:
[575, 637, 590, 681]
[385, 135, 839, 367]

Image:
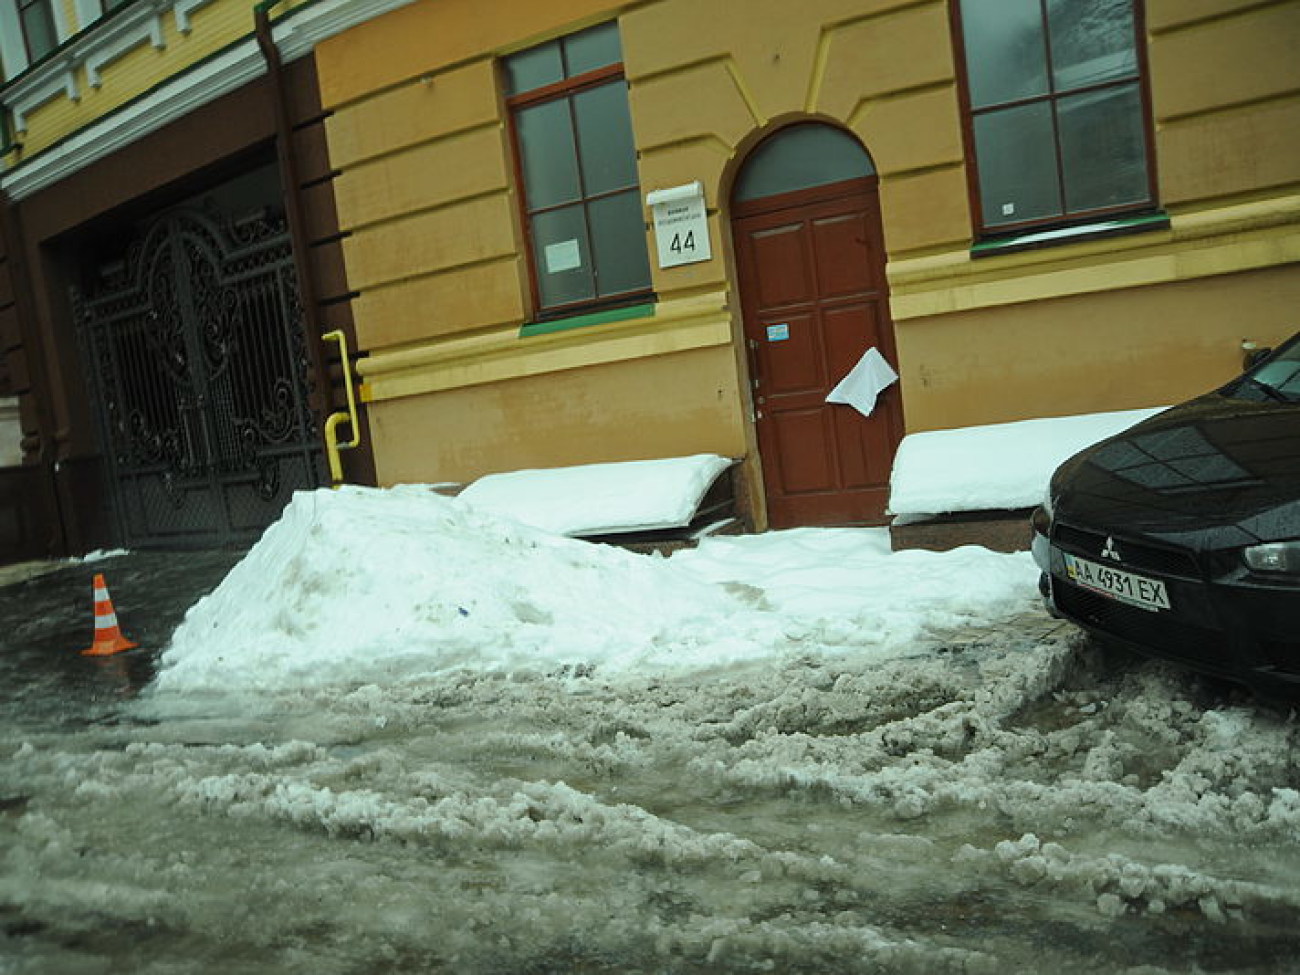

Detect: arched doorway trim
[733, 123, 876, 203]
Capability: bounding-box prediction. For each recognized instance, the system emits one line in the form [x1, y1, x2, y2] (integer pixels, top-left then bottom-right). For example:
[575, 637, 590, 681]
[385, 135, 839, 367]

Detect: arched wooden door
[731, 124, 903, 528]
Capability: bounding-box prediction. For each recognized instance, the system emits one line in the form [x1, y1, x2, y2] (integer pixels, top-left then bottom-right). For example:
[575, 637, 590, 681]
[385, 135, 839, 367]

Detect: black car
[1031, 332, 1300, 697]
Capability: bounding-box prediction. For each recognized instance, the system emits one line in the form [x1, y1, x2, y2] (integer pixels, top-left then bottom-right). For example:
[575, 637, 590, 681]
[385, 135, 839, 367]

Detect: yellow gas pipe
[322, 330, 361, 486]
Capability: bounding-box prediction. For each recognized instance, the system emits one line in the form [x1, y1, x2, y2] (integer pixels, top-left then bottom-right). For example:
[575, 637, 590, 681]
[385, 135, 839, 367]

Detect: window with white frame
[18, 0, 58, 63]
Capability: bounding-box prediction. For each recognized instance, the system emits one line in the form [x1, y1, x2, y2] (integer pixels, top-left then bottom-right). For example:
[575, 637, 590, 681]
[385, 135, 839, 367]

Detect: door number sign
[647, 181, 712, 269]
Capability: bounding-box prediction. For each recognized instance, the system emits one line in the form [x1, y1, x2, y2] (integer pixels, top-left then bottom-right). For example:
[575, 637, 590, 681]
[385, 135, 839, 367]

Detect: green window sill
[519, 301, 656, 338]
[972, 212, 1170, 259]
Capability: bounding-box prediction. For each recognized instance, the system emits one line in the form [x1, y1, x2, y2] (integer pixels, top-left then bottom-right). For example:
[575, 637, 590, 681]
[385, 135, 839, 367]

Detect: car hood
[1052, 394, 1300, 550]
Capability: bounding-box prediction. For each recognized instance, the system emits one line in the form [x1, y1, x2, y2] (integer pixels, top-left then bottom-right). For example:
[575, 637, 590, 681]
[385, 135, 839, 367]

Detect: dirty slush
[3, 527, 1300, 974]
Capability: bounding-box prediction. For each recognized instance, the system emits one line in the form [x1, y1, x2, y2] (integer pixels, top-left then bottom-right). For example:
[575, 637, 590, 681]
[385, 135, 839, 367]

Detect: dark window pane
[733, 124, 874, 202]
[1048, 0, 1137, 92]
[973, 102, 1062, 227]
[573, 81, 639, 196]
[563, 21, 621, 77]
[589, 190, 651, 297]
[504, 41, 564, 96]
[510, 22, 648, 313]
[516, 100, 581, 210]
[959, 0, 1049, 108]
[1058, 83, 1150, 213]
[532, 205, 595, 308]
[20, 0, 58, 61]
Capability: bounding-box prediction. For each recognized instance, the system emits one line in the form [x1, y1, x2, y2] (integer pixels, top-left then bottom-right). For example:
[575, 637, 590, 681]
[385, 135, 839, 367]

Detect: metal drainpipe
[0, 187, 69, 555]
[253, 4, 335, 477]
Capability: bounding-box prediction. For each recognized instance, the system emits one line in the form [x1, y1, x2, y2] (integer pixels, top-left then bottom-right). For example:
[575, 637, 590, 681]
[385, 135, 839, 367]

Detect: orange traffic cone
[81, 573, 138, 657]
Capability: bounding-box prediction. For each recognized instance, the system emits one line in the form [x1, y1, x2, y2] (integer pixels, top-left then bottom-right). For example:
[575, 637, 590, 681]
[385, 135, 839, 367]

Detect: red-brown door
[733, 176, 903, 528]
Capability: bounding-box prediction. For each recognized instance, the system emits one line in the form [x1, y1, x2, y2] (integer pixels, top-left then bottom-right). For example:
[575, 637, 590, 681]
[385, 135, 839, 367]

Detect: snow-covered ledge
[888, 407, 1166, 552]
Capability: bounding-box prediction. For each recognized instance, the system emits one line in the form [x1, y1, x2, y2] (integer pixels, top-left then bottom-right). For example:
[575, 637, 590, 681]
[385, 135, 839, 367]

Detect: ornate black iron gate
[72, 206, 324, 547]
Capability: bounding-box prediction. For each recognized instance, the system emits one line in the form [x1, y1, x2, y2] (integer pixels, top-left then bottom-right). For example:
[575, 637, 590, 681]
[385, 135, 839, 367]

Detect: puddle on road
[0, 550, 244, 733]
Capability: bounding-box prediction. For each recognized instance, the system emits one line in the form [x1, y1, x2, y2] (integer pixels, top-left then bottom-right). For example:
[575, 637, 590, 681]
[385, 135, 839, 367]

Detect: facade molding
[6, 0, 169, 129]
[173, 0, 219, 34]
[2, 40, 265, 199]
[0, 0, 418, 198]
[8, 62, 80, 132]
[85, 12, 167, 87]
[357, 292, 733, 404]
[273, 0, 419, 63]
[888, 193, 1300, 320]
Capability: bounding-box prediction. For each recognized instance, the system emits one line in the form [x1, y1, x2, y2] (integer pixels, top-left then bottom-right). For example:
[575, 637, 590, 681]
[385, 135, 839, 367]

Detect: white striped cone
[81, 573, 138, 657]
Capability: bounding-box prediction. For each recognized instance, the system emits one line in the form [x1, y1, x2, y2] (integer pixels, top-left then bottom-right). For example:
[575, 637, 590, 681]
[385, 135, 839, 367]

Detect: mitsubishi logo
[1101, 536, 1122, 562]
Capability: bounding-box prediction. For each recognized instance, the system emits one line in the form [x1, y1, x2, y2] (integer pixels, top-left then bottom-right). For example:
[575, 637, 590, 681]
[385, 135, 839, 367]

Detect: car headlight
[1243, 541, 1300, 575]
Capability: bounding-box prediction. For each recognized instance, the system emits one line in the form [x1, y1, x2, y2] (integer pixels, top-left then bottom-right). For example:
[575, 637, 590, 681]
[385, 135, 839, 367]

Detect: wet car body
[1032, 334, 1300, 697]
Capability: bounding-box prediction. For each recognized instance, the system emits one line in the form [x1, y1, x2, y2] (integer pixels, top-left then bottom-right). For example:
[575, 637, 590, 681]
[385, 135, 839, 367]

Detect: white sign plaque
[647, 181, 712, 269]
[544, 238, 582, 274]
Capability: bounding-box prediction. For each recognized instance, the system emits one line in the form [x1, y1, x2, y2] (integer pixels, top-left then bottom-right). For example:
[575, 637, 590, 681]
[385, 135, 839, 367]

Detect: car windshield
[1230, 335, 1300, 403]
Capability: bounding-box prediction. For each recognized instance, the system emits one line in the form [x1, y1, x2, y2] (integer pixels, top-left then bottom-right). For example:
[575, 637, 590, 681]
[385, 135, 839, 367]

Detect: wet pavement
[0, 549, 247, 732]
[4, 548, 1300, 973]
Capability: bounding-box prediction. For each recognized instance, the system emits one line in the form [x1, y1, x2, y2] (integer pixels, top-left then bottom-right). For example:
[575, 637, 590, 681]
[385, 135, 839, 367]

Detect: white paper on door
[826, 347, 898, 418]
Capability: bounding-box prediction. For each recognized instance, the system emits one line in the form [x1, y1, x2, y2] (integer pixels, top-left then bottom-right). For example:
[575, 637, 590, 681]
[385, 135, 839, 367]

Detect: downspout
[253, 2, 357, 485]
[0, 187, 69, 555]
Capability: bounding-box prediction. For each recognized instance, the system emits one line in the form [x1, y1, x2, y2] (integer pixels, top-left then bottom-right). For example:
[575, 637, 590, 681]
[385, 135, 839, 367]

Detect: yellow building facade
[315, 0, 1300, 527]
[2, 0, 1298, 554]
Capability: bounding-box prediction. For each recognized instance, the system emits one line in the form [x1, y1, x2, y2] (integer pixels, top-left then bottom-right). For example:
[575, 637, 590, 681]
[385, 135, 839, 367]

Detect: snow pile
[152, 485, 1039, 695]
[154, 485, 743, 693]
[458, 453, 733, 535]
[71, 547, 130, 563]
[889, 406, 1167, 516]
[671, 527, 1035, 628]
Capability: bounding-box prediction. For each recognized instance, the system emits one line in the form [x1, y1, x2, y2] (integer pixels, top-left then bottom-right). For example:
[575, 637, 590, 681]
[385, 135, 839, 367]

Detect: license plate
[1063, 553, 1170, 612]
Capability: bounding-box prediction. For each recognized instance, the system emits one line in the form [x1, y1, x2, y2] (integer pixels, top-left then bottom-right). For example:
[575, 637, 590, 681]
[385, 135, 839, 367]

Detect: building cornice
[273, 0, 420, 63]
[5, 58, 80, 133]
[2, 40, 265, 200]
[0, 0, 417, 201]
[84, 9, 166, 88]
[4, 1, 167, 128]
